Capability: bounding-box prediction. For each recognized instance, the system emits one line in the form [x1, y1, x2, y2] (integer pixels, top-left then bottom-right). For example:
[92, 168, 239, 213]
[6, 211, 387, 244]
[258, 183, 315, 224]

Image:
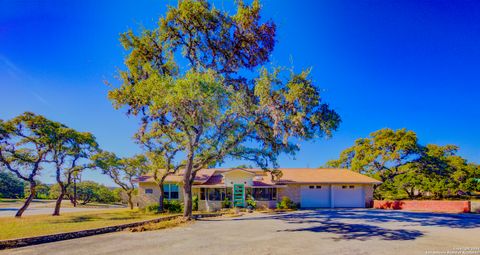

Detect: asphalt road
[3, 209, 480, 255]
[0, 200, 121, 217]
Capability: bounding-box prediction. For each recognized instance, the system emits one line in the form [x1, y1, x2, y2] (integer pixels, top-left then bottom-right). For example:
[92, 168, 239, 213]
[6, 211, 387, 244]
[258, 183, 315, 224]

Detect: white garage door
[332, 185, 365, 208]
[300, 185, 331, 208]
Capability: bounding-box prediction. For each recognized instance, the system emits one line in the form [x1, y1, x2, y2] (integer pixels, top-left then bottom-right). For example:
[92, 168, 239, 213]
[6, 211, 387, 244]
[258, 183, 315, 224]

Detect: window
[145, 189, 153, 194]
[207, 188, 227, 201]
[163, 184, 179, 200]
[316, 186, 322, 189]
[342, 185, 347, 189]
[349, 185, 354, 189]
[200, 188, 206, 200]
[251, 188, 277, 201]
[309, 186, 315, 189]
[170, 184, 179, 199]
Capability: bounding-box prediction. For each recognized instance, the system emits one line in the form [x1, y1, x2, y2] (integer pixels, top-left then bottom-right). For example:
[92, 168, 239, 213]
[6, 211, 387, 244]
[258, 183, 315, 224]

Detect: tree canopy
[0, 112, 64, 216]
[108, 0, 340, 218]
[327, 128, 480, 199]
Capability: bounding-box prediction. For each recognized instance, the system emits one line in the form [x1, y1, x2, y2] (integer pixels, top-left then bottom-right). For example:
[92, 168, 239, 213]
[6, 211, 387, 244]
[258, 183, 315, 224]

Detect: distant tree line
[0, 171, 123, 205]
[327, 128, 480, 200]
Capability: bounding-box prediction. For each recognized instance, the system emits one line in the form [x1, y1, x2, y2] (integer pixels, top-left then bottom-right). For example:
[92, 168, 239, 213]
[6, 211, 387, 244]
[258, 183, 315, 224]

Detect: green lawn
[0, 209, 171, 240]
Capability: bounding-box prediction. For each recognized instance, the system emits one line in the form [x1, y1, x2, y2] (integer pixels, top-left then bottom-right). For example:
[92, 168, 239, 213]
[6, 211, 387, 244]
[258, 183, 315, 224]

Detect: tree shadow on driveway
[270, 209, 480, 229]
[225, 209, 480, 241]
[279, 221, 423, 241]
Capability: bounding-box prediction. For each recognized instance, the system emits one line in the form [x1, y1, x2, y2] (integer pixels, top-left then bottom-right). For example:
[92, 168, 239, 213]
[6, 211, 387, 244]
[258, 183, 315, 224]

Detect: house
[136, 168, 382, 211]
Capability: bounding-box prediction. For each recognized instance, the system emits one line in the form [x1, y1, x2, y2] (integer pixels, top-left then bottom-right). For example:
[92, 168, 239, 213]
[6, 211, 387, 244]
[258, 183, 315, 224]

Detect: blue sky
[1, 0, 479, 186]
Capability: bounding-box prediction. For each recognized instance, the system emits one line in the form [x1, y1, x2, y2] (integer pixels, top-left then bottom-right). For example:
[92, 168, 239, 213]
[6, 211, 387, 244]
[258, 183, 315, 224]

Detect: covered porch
[193, 185, 285, 211]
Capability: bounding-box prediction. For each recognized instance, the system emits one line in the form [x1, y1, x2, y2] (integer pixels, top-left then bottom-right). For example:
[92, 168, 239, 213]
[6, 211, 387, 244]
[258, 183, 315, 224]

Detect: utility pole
[72, 172, 81, 207]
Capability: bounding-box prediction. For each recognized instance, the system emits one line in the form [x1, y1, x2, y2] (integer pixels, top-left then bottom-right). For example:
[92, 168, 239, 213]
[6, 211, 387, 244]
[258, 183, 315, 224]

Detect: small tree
[51, 128, 97, 216]
[0, 112, 60, 217]
[92, 151, 147, 209]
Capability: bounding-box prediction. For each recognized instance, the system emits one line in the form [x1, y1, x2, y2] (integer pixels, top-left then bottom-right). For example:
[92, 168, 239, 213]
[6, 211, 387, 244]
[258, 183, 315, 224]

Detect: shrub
[246, 195, 256, 209]
[145, 200, 183, 214]
[165, 200, 183, 213]
[193, 195, 199, 211]
[221, 197, 232, 208]
[276, 196, 298, 210]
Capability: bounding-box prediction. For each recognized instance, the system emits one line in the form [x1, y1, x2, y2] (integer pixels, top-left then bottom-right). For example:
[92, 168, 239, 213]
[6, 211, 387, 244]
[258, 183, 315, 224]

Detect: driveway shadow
[226, 209, 480, 241]
[270, 209, 480, 229]
[279, 221, 423, 241]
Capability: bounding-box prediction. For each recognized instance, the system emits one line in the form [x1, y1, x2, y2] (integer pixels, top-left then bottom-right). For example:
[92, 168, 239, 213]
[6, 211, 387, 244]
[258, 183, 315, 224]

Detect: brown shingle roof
[276, 168, 382, 184]
[137, 168, 381, 185]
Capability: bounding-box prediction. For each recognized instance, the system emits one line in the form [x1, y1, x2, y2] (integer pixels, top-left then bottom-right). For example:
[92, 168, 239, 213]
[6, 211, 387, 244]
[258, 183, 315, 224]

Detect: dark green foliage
[0, 171, 24, 198]
[276, 196, 297, 210]
[146, 200, 183, 214]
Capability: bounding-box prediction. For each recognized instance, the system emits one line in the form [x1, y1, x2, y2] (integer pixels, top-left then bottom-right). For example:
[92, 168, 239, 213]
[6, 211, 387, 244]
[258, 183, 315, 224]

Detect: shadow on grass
[50, 215, 101, 223]
[50, 213, 143, 224]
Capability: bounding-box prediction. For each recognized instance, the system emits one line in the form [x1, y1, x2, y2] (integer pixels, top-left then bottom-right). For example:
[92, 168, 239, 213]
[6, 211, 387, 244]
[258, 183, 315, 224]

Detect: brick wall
[278, 184, 301, 203]
[137, 182, 184, 208]
[373, 200, 471, 213]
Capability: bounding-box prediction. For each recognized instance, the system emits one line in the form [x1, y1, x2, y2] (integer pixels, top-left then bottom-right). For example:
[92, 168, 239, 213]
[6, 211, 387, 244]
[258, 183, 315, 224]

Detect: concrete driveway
[3, 209, 480, 255]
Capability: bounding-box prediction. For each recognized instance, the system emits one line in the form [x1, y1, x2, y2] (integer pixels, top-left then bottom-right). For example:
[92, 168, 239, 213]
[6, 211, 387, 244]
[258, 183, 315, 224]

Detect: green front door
[233, 184, 245, 207]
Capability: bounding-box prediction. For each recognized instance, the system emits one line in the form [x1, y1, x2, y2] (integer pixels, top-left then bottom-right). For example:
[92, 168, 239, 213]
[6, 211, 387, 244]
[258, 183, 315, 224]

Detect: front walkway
[3, 209, 480, 255]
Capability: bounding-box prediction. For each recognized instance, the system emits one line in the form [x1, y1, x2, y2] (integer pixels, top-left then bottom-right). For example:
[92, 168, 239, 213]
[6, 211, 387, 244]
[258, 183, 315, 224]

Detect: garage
[332, 184, 365, 208]
[300, 184, 366, 208]
[300, 184, 331, 208]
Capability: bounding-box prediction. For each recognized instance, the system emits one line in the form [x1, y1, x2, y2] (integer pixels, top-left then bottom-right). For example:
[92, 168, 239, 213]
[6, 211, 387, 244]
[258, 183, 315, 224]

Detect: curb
[0, 213, 222, 250]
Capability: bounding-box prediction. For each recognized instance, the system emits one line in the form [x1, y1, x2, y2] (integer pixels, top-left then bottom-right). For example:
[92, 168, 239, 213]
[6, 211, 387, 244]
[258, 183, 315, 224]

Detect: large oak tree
[108, 0, 340, 218]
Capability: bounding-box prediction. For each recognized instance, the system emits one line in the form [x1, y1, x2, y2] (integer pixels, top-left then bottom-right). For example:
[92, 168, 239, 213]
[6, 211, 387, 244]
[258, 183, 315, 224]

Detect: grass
[0, 209, 172, 240]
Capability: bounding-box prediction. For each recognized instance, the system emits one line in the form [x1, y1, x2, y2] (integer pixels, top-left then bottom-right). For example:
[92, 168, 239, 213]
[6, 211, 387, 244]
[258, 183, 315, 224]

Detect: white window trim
[163, 183, 180, 200]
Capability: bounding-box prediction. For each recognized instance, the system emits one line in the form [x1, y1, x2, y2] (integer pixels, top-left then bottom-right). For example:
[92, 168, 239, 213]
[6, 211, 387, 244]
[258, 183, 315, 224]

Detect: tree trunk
[158, 184, 165, 213]
[404, 188, 414, 199]
[182, 144, 196, 220]
[16, 181, 36, 217]
[127, 192, 134, 210]
[53, 187, 66, 216]
[183, 181, 193, 219]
